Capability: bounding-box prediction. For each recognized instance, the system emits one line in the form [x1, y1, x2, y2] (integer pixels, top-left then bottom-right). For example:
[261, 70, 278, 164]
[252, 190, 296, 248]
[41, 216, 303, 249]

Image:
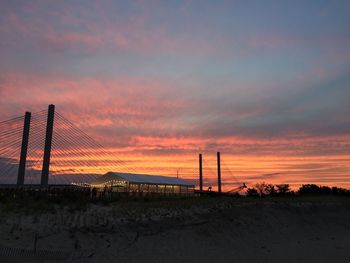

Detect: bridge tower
[41, 104, 55, 187]
[17, 111, 31, 186]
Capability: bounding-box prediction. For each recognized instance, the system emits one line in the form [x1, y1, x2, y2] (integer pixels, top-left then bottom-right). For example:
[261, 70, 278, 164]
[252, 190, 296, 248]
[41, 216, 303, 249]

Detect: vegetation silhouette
[246, 183, 350, 197]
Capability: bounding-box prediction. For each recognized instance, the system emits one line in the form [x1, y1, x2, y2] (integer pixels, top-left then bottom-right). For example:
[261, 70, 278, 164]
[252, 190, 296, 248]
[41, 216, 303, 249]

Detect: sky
[1, 0, 350, 190]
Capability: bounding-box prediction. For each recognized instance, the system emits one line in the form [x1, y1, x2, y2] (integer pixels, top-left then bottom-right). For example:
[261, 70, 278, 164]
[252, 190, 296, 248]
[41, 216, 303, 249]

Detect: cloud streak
[1, 0, 350, 189]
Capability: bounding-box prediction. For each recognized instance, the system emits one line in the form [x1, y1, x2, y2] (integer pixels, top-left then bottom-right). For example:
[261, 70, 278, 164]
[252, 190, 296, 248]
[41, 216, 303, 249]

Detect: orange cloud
[1, 71, 350, 190]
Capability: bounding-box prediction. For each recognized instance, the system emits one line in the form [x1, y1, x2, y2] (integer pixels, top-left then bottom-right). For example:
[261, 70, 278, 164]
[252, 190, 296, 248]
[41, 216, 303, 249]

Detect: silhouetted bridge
[0, 104, 137, 188]
[0, 104, 244, 192]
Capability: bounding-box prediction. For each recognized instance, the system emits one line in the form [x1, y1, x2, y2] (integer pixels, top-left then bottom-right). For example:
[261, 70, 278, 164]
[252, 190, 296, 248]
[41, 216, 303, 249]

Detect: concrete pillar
[41, 104, 55, 187]
[17, 111, 31, 186]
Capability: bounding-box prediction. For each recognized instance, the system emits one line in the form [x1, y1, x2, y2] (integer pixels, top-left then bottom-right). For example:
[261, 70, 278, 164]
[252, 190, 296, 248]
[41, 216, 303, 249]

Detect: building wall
[93, 179, 194, 195]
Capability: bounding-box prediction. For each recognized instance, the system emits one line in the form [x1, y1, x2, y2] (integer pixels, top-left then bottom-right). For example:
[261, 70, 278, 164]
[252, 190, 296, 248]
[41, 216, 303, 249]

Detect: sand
[0, 197, 349, 263]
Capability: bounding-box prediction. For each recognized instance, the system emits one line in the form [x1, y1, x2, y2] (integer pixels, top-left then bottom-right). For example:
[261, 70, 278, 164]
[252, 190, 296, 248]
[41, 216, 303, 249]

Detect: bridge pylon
[41, 104, 55, 187]
[17, 111, 31, 186]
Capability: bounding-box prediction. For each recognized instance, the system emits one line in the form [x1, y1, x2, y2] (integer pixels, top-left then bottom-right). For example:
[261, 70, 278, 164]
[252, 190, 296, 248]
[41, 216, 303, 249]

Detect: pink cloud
[1, 70, 350, 189]
[0, 5, 239, 57]
[0, 72, 190, 129]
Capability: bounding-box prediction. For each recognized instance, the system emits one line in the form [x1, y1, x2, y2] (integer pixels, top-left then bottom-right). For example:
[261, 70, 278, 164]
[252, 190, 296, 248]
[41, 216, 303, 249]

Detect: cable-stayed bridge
[0, 104, 138, 187]
[0, 104, 245, 192]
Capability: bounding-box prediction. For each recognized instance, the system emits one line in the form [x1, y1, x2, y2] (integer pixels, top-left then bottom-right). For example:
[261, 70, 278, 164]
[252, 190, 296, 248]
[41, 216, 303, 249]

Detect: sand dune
[0, 197, 349, 263]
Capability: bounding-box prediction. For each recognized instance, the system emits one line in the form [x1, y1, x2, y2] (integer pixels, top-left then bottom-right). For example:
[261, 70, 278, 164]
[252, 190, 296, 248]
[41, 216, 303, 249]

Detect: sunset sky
[1, 0, 350, 190]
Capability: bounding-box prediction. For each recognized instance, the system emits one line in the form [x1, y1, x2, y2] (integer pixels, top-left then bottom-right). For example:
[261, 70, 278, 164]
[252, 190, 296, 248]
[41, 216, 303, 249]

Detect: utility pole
[217, 151, 221, 194]
[199, 153, 203, 192]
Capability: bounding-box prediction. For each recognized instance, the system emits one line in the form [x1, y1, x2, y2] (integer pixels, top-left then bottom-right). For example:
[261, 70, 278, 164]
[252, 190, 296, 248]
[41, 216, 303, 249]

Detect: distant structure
[0, 105, 210, 194]
[217, 151, 221, 193]
[197, 152, 223, 194]
[17, 111, 31, 186]
[90, 171, 195, 195]
[13, 104, 56, 188]
[199, 153, 203, 191]
[41, 104, 55, 187]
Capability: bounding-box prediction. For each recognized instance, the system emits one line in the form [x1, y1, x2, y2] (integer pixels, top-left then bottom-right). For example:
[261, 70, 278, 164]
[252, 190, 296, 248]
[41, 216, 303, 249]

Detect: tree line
[246, 183, 350, 197]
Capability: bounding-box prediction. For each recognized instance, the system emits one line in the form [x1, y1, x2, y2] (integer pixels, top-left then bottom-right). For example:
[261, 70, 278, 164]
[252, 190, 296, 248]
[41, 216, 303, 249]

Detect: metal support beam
[17, 111, 31, 186]
[41, 104, 55, 187]
[217, 151, 221, 194]
[199, 153, 203, 191]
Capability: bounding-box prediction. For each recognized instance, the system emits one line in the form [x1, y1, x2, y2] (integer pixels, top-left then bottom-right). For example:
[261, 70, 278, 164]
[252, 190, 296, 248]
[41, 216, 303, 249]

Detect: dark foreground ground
[0, 196, 350, 263]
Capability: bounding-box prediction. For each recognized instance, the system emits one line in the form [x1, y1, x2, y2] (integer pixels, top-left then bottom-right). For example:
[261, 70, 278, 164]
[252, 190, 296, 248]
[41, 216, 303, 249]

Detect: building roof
[91, 171, 194, 187]
[0, 173, 100, 185]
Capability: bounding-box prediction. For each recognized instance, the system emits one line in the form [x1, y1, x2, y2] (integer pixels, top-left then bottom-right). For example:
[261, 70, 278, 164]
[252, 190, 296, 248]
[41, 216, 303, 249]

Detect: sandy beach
[0, 196, 349, 263]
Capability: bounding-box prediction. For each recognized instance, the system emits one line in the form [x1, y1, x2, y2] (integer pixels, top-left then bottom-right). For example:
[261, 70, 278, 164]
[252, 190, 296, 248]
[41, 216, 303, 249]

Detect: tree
[298, 184, 331, 195]
[298, 184, 320, 195]
[331, 186, 350, 196]
[247, 188, 259, 197]
[254, 182, 275, 196]
[254, 182, 267, 196]
[265, 184, 276, 196]
[276, 184, 291, 195]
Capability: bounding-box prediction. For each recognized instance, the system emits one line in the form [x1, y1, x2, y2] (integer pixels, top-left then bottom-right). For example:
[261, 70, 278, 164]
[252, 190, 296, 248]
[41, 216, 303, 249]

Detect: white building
[90, 171, 195, 194]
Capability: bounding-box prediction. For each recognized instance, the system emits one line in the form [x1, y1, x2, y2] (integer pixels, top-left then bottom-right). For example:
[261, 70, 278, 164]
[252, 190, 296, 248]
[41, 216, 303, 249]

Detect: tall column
[41, 104, 55, 187]
[199, 153, 203, 191]
[17, 111, 31, 186]
[217, 151, 221, 194]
